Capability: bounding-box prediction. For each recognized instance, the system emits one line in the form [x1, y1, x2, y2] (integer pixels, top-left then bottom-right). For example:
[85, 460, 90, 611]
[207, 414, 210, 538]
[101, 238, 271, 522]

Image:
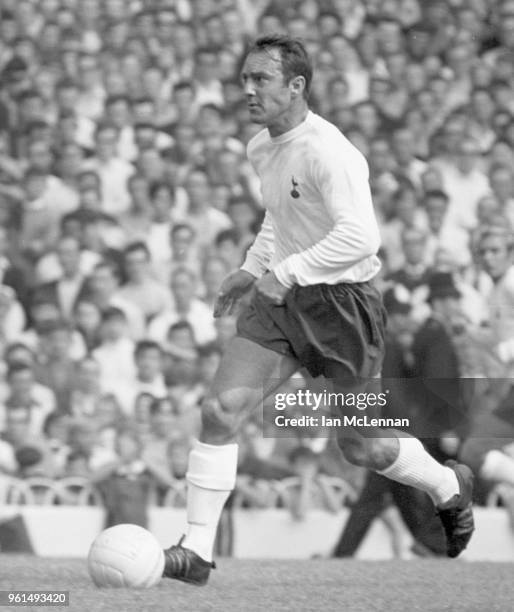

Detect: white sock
[182, 440, 238, 562]
[377, 436, 460, 506]
[480, 450, 514, 486]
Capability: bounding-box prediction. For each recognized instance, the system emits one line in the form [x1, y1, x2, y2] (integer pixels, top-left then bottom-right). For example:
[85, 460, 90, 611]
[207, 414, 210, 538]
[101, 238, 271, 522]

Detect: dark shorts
[237, 281, 386, 380]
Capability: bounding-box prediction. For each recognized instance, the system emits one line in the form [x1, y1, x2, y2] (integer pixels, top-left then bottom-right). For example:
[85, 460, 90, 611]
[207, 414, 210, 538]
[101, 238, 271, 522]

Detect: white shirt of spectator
[147, 299, 217, 347]
[111, 375, 168, 417]
[82, 157, 135, 216]
[0, 382, 56, 438]
[435, 162, 491, 232]
[92, 337, 137, 393]
[35, 249, 101, 284]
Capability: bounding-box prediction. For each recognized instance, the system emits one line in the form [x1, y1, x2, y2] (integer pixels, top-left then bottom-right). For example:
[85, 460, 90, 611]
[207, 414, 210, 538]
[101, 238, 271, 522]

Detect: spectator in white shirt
[117, 241, 173, 321]
[85, 260, 146, 339]
[424, 189, 472, 268]
[391, 126, 428, 192]
[437, 136, 491, 232]
[488, 164, 514, 227]
[148, 266, 216, 347]
[182, 167, 233, 252]
[0, 284, 25, 346]
[83, 123, 135, 216]
[104, 94, 138, 162]
[119, 173, 154, 242]
[113, 340, 168, 416]
[1, 363, 56, 438]
[33, 236, 87, 320]
[153, 222, 201, 285]
[92, 306, 136, 394]
[192, 46, 224, 107]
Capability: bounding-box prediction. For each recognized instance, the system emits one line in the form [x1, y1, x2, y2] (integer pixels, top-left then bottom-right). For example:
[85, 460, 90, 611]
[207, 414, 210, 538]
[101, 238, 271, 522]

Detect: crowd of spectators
[0, 0, 514, 533]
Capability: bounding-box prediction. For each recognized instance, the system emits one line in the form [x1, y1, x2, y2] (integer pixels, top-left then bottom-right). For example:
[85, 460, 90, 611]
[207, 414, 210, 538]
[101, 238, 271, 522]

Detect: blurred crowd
[0, 0, 514, 535]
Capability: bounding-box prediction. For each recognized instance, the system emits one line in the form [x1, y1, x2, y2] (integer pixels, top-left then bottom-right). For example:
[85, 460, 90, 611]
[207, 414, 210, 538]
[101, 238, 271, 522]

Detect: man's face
[136, 348, 162, 380]
[402, 235, 426, 265]
[425, 197, 447, 230]
[95, 128, 117, 160]
[185, 171, 209, 209]
[392, 129, 414, 162]
[27, 141, 52, 172]
[479, 235, 512, 280]
[9, 370, 34, 401]
[196, 51, 218, 82]
[241, 49, 294, 127]
[106, 100, 130, 128]
[171, 228, 194, 258]
[171, 273, 194, 309]
[490, 168, 514, 201]
[124, 249, 149, 281]
[57, 237, 80, 276]
[91, 267, 116, 296]
[6, 408, 31, 444]
[456, 139, 480, 174]
[173, 25, 195, 60]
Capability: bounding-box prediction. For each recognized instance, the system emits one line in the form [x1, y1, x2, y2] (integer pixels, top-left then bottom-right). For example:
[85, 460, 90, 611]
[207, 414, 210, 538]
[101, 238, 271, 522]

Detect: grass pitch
[0, 556, 511, 612]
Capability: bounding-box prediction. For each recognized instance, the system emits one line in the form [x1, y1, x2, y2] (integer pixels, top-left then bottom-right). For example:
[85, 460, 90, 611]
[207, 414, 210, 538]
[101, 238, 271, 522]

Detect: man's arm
[240, 210, 275, 278]
[273, 151, 380, 288]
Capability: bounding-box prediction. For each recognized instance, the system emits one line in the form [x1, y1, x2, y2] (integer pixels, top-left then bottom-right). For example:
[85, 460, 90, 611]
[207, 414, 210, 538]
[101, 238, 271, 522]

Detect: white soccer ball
[88, 524, 165, 588]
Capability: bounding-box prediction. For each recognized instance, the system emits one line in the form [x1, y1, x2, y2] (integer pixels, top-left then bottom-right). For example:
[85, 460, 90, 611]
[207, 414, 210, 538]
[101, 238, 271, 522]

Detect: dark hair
[123, 240, 151, 261]
[247, 34, 313, 99]
[101, 306, 127, 323]
[171, 222, 195, 238]
[167, 320, 195, 337]
[425, 189, 449, 202]
[150, 181, 175, 200]
[173, 80, 194, 93]
[4, 342, 34, 363]
[318, 10, 342, 25]
[7, 361, 33, 380]
[93, 259, 120, 279]
[288, 445, 319, 464]
[134, 339, 162, 358]
[17, 89, 42, 104]
[132, 96, 154, 107]
[134, 122, 156, 132]
[215, 228, 238, 247]
[105, 94, 129, 107]
[199, 103, 224, 118]
[39, 318, 72, 337]
[56, 77, 78, 91]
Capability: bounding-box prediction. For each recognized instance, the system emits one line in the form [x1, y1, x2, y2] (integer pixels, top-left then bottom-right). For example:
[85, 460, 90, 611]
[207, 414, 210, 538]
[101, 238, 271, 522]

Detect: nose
[243, 80, 256, 96]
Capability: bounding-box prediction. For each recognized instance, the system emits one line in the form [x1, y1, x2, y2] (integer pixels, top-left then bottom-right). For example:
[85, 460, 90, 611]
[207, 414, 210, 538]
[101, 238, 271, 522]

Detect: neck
[267, 102, 309, 138]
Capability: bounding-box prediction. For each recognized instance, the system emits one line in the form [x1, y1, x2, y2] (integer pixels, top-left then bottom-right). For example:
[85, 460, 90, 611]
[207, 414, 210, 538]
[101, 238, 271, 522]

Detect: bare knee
[200, 392, 252, 444]
[338, 435, 399, 471]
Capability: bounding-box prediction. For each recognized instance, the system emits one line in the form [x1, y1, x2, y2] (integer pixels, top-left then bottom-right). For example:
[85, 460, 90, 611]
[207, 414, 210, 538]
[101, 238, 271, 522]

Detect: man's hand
[213, 269, 256, 318]
[255, 271, 289, 305]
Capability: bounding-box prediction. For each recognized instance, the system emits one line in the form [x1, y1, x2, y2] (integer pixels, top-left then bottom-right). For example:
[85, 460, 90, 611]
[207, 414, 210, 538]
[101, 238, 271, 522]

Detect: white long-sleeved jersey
[240, 111, 381, 288]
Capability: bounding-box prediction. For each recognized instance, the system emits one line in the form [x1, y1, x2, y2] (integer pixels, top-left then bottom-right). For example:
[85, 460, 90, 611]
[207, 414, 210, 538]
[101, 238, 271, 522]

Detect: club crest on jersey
[290, 176, 300, 198]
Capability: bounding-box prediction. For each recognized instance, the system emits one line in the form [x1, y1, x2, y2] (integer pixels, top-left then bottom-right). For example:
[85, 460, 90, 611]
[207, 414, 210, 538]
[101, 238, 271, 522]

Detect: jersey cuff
[273, 260, 295, 288]
[240, 259, 265, 279]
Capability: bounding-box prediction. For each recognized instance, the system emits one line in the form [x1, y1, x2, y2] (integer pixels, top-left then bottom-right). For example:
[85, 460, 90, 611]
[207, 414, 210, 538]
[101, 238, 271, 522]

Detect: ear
[290, 76, 306, 97]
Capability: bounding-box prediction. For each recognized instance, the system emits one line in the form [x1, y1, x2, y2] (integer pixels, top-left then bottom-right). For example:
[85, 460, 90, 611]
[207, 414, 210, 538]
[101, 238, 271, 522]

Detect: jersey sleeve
[272, 146, 381, 288]
[240, 210, 275, 278]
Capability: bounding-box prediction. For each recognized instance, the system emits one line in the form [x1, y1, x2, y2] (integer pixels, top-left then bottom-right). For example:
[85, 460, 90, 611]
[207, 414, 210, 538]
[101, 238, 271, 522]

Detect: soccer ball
[88, 524, 165, 588]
